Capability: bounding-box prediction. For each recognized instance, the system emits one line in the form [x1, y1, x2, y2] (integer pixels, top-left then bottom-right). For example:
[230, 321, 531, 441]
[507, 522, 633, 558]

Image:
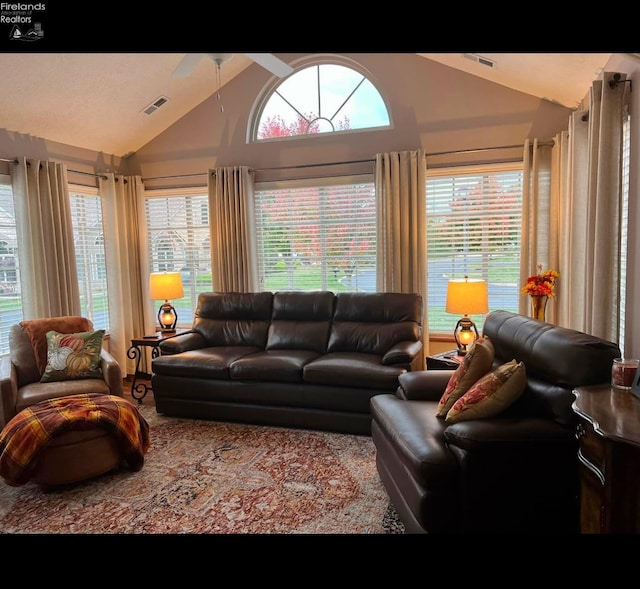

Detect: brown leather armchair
[371, 311, 621, 534]
[0, 316, 123, 427]
[0, 316, 125, 487]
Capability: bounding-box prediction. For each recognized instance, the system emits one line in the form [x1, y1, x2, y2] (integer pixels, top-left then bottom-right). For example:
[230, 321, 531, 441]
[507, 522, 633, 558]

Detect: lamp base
[157, 301, 178, 332]
[454, 315, 479, 356]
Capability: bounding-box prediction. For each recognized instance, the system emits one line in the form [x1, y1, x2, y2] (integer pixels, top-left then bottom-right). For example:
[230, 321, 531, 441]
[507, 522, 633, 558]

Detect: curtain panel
[520, 139, 560, 323]
[374, 149, 428, 360]
[99, 174, 150, 375]
[11, 157, 81, 319]
[522, 72, 630, 343]
[208, 166, 258, 292]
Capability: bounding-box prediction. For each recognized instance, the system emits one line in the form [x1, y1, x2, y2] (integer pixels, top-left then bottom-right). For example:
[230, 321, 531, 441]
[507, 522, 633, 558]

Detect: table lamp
[446, 276, 489, 355]
[149, 271, 184, 332]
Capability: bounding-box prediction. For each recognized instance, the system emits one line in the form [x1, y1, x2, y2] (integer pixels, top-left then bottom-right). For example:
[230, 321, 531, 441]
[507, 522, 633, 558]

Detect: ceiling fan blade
[172, 54, 206, 78]
[244, 53, 293, 78]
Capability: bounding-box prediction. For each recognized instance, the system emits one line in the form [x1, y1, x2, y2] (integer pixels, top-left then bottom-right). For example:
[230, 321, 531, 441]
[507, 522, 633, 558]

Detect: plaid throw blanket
[0, 393, 150, 486]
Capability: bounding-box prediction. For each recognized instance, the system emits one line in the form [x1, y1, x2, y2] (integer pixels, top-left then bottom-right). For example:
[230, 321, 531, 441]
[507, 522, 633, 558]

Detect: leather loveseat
[370, 310, 621, 534]
[151, 290, 423, 434]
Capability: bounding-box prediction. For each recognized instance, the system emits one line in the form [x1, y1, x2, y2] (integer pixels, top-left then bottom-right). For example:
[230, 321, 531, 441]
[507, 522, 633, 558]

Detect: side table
[572, 384, 640, 533]
[426, 349, 463, 370]
[127, 329, 190, 404]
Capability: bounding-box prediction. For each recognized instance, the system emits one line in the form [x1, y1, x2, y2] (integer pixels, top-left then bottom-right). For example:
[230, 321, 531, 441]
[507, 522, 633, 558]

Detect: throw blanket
[20, 316, 93, 376]
[0, 393, 150, 486]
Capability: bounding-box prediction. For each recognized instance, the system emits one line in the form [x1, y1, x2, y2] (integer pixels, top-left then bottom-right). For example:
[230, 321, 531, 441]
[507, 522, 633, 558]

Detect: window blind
[144, 190, 212, 327]
[69, 187, 109, 331]
[426, 163, 523, 332]
[254, 175, 376, 292]
[0, 176, 21, 355]
[619, 110, 631, 355]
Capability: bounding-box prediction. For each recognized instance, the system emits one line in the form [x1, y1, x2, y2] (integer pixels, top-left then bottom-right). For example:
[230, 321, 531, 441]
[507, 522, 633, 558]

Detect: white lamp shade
[446, 278, 489, 315]
[149, 272, 184, 300]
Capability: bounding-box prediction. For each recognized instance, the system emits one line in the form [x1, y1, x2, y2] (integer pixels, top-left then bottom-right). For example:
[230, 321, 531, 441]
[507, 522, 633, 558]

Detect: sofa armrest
[159, 332, 207, 355]
[100, 348, 123, 397]
[396, 370, 453, 402]
[382, 340, 423, 367]
[0, 357, 18, 428]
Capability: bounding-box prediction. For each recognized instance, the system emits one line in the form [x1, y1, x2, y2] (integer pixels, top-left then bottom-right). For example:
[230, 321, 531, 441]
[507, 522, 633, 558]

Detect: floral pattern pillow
[436, 337, 495, 418]
[40, 329, 105, 383]
[444, 359, 526, 423]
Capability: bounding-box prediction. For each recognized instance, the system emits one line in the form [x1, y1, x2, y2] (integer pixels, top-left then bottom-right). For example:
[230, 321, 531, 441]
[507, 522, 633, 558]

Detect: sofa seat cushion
[370, 394, 457, 483]
[304, 352, 405, 390]
[152, 346, 261, 379]
[229, 350, 321, 382]
[17, 378, 112, 414]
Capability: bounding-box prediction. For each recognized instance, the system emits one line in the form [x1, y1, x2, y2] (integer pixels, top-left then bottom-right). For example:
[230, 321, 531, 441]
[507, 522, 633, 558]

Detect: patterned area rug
[0, 402, 405, 534]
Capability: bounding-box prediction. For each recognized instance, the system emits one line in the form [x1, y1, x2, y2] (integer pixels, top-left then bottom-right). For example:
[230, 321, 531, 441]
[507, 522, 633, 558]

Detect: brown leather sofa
[152, 290, 423, 434]
[371, 310, 621, 534]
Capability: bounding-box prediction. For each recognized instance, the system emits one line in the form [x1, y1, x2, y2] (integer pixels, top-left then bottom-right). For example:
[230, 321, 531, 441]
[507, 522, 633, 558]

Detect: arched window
[252, 61, 390, 141]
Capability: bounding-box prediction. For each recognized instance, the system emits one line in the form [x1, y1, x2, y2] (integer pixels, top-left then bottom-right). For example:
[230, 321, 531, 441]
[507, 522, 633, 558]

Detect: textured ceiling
[0, 53, 613, 157]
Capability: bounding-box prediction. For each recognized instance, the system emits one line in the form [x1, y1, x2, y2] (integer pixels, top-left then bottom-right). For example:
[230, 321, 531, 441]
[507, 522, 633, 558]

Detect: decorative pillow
[40, 329, 105, 383]
[436, 337, 495, 418]
[445, 359, 526, 423]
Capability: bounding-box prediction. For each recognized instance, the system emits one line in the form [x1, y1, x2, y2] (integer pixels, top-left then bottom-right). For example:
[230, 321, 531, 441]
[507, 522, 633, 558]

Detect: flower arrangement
[521, 265, 559, 297]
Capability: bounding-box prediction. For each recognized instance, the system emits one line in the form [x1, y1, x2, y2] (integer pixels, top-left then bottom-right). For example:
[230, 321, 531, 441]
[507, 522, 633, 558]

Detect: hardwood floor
[122, 376, 155, 407]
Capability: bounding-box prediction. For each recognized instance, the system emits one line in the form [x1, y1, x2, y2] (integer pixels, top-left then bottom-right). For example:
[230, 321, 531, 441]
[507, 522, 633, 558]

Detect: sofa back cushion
[266, 291, 335, 353]
[328, 292, 422, 355]
[482, 310, 621, 424]
[193, 292, 273, 347]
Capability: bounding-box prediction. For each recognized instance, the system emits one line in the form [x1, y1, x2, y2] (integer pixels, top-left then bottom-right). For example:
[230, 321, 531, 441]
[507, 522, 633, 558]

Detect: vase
[530, 295, 548, 322]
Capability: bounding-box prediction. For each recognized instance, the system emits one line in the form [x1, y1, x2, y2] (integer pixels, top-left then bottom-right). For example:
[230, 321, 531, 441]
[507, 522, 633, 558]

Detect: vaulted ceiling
[0, 52, 613, 157]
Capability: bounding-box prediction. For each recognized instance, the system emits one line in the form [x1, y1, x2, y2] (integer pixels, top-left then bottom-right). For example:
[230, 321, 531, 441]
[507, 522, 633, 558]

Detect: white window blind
[69, 186, 109, 331]
[619, 109, 630, 355]
[0, 175, 21, 355]
[254, 175, 376, 292]
[144, 189, 212, 328]
[426, 163, 523, 333]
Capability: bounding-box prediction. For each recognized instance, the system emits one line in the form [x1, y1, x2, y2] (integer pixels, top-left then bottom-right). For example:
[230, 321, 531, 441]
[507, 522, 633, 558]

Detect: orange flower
[521, 265, 559, 297]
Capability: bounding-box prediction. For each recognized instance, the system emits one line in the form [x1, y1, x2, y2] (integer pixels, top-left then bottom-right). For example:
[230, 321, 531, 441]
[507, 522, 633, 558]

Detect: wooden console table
[572, 384, 640, 533]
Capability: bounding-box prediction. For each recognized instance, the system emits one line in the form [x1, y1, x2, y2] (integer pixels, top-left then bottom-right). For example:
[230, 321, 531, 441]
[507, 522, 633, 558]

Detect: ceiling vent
[142, 95, 170, 115]
[463, 53, 495, 68]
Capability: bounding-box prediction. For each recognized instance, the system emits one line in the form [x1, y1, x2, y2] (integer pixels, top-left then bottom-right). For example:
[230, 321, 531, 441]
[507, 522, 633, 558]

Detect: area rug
[0, 402, 405, 534]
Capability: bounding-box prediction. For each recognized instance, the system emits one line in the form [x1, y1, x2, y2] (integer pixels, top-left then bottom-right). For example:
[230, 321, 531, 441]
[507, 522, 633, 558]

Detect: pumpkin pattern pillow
[40, 329, 105, 382]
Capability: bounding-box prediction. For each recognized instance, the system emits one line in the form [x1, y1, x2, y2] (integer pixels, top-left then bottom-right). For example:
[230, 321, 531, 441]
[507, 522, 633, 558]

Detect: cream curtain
[375, 149, 428, 360]
[11, 157, 81, 319]
[99, 173, 151, 375]
[208, 166, 258, 292]
[520, 139, 561, 324]
[522, 73, 629, 341]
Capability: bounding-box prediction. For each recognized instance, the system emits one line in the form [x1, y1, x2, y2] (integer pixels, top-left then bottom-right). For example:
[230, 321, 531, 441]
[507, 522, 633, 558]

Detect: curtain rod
[0, 157, 108, 180]
[4, 141, 547, 183]
[142, 143, 535, 182]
